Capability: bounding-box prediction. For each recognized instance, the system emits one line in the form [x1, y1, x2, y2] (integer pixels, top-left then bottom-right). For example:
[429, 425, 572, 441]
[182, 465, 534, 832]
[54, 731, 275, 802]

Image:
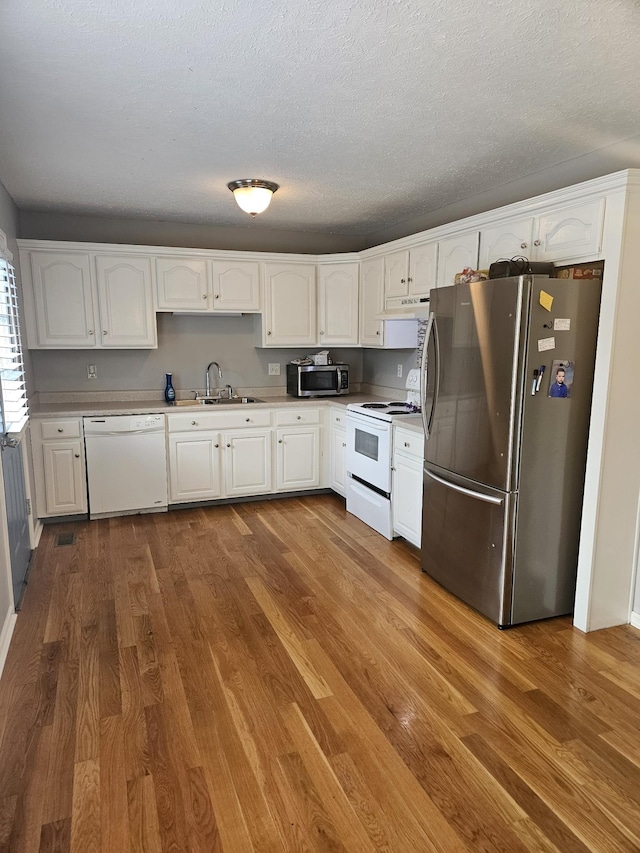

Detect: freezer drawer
[421, 464, 516, 626]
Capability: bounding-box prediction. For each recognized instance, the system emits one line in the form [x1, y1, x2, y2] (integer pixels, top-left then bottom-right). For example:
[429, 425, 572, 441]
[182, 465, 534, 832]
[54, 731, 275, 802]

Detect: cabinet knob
[74, 453, 80, 458]
[278, 439, 283, 444]
[342, 442, 346, 447]
[267, 330, 272, 336]
[400, 278, 406, 284]
[534, 239, 541, 246]
[226, 443, 231, 448]
[204, 294, 209, 300]
[376, 330, 380, 336]
[391, 466, 395, 471]
[407, 277, 412, 283]
[57, 428, 63, 433]
[214, 294, 219, 299]
[103, 330, 108, 335]
[88, 329, 94, 335]
[520, 242, 528, 249]
[214, 443, 219, 448]
[320, 330, 324, 335]
[404, 442, 410, 447]
[245, 418, 250, 422]
[335, 416, 341, 422]
[297, 415, 301, 420]
[191, 420, 197, 425]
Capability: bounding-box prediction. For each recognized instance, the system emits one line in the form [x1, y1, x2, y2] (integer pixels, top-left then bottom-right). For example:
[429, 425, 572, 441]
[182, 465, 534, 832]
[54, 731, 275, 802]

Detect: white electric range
[345, 371, 422, 538]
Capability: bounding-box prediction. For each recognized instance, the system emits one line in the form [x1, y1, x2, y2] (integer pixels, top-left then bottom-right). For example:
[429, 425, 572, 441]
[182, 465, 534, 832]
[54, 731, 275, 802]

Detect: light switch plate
[268, 363, 280, 376]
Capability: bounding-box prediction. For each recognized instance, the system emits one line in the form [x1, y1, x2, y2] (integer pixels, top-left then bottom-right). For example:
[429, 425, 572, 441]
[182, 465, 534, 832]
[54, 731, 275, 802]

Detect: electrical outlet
[397, 364, 403, 378]
[87, 364, 97, 379]
[268, 363, 281, 376]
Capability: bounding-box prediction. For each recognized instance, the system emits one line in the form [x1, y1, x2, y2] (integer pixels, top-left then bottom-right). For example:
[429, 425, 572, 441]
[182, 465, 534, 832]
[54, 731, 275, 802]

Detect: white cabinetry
[26, 251, 97, 348]
[223, 430, 272, 496]
[262, 263, 316, 347]
[156, 258, 210, 311]
[22, 248, 157, 349]
[436, 232, 480, 289]
[317, 263, 359, 346]
[385, 243, 437, 299]
[275, 408, 321, 491]
[392, 426, 424, 547]
[31, 418, 87, 517]
[212, 260, 261, 311]
[95, 255, 157, 347]
[478, 199, 606, 268]
[168, 432, 222, 501]
[359, 257, 385, 346]
[329, 407, 347, 496]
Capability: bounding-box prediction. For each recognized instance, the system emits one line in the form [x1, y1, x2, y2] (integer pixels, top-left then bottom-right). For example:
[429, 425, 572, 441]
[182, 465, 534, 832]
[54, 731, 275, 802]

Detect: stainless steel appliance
[420, 275, 601, 627]
[345, 392, 422, 538]
[286, 363, 349, 397]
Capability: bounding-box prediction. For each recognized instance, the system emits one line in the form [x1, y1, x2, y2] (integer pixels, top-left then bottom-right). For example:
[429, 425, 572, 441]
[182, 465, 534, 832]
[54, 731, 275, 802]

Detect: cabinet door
[409, 243, 438, 297]
[359, 257, 384, 346]
[384, 250, 409, 298]
[534, 199, 605, 262]
[169, 433, 222, 502]
[29, 252, 97, 347]
[276, 426, 320, 491]
[223, 430, 272, 496]
[212, 260, 261, 312]
[42, 440, 86, 515]
[156, 258, 210, 311]
[318, 263, 359, 346]
[436, 232, 480, 289]
[96, 255, 157, 347]
[392, 452, 423, 547]
[330, 424, 347, 496]
[478, 218, 535, 269]
[263, 263, 316, 346]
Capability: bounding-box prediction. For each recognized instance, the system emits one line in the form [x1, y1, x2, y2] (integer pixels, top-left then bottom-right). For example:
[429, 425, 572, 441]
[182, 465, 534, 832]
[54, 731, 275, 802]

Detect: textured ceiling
[0, 0, 639, 237]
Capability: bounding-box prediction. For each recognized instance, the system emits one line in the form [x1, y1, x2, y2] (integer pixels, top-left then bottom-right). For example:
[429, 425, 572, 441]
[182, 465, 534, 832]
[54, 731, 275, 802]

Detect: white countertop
[30, 393, 425, 434]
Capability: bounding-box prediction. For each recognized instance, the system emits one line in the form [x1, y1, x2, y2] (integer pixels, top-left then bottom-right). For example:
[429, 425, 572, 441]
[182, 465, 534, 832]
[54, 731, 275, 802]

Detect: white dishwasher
[83, 414, 168, 518]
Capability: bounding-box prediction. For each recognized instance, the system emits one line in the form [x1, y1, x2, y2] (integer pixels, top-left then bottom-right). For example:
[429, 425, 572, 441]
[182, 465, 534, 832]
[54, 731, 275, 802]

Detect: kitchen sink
[173, 396, 265, 406]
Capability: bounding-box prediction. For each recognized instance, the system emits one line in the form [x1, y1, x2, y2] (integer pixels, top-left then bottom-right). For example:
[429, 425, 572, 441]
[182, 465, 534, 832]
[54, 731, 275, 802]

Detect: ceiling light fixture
[227, 179, 279, 216]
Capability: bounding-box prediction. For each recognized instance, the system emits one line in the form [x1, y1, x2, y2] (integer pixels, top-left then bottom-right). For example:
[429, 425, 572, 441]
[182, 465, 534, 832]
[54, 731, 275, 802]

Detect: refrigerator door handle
[424, 468, 504, 506]
[420, 312, 440, 440]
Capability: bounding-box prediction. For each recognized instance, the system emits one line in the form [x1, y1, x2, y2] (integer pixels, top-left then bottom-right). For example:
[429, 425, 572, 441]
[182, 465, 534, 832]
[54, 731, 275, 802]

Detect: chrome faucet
[205, 361, 223, 396]
[225, 383, 233, 399]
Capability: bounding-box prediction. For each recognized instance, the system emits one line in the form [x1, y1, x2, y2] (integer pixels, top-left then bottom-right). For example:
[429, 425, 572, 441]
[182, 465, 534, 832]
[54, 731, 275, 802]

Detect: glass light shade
[227, 179, 279, 216]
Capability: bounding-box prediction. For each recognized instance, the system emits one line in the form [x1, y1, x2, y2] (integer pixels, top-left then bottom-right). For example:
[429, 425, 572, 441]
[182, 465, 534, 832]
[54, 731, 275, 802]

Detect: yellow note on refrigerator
[539, 290, 554, 311]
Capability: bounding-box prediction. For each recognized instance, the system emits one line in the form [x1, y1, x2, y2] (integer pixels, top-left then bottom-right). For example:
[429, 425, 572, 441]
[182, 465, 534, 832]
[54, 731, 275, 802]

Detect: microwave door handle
[336, 366, 343, 392]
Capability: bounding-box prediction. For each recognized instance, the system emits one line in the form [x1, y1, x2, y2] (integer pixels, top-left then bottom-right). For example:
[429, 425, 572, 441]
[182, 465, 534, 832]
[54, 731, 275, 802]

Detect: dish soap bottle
[164, 373, 176, 404]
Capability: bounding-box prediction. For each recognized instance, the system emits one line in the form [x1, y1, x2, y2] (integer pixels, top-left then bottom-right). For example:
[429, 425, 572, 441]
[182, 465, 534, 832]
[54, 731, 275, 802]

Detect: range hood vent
[376, 296, 430, 320]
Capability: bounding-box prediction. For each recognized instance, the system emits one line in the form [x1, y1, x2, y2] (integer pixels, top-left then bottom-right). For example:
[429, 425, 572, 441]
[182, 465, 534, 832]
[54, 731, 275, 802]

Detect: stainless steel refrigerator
[420, 274, 601, 627]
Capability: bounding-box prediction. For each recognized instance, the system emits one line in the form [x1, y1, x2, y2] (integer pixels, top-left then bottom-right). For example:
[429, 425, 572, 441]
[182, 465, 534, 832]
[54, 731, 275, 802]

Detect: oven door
[346, 411, 392, 494]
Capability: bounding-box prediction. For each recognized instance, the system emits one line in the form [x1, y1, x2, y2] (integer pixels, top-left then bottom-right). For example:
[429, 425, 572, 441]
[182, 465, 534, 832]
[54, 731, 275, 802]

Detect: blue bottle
[164, 373, 176, 404]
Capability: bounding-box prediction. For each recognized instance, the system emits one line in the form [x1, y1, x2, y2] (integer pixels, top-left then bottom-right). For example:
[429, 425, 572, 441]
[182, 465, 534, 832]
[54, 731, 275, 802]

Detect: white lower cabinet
[32, 418, 87, 517]
[392, 426, 424, 547]
[169, 432, 222, 501]
[276, 426, 320, 491]
[223, 429, 272, 496]
[329, 407, 347, 496]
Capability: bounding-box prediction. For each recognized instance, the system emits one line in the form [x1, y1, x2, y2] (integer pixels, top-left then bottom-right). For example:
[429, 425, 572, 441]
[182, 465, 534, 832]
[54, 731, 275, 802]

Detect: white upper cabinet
[478, 218, 536, 269]
[359, 257, 385, 346]
[211, 260, 261, 312]
[95, 255, 157, 348]
[385, 250, 410, 298]
[409, 242, 438, 297]
[436, 232, 480, 289]
[535, 199, 605, 262]
[262, 262, 316, 347]
[479, 199, 605, 268]
[317, 262, 359, 346]
[27, 251, 97, 348]
[156, 258, 210, 311]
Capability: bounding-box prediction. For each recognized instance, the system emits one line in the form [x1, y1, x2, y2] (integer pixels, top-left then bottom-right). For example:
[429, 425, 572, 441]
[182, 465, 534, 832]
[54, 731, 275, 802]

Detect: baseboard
[630, 611, 640, 631]
[0, 606, 17, 681]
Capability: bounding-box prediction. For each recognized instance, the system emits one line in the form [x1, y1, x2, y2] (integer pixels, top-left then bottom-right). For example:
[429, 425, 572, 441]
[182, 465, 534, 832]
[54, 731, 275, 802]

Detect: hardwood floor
[1, 495, 639, 852]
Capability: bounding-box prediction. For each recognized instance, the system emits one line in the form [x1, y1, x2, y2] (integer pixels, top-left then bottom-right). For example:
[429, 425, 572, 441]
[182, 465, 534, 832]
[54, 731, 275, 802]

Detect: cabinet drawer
[393, 427, 424, 459]
[40, 419, 82, 440]
[168, 408, 272, 432]
[275, 407, 321, 426]
[330, 407, 347, 427]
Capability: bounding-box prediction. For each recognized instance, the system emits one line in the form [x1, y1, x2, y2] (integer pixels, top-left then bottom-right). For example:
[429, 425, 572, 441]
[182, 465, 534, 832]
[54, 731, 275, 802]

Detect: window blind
[0, 258, 28, 434]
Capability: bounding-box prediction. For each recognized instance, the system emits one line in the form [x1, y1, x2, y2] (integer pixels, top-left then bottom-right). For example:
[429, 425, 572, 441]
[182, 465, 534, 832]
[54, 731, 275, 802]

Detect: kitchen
[1, 0, 640, 849]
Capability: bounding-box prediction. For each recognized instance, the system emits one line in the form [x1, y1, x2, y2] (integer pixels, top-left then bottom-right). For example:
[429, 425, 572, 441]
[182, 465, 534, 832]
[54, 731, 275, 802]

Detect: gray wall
[362, 348, 419, 392]
[19, 210, 367, 255]
[30, 312, 364, 395]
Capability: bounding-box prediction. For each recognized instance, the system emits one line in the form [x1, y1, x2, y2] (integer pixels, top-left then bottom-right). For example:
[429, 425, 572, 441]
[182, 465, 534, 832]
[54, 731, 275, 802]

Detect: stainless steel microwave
[286, 363, 350, 397]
